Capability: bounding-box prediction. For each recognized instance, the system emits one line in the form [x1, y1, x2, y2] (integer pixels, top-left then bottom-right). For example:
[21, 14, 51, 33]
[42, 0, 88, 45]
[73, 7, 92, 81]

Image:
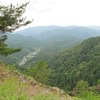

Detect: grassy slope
[0, 64, 78, 100]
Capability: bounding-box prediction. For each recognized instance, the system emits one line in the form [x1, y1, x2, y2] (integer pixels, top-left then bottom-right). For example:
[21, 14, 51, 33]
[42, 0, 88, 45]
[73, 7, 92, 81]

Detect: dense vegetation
[0, 22, 100, 99]
[27, 61, 51, 84]
[0, 34, 42, 64]
[13, 26, 100, 66]
[46, 36, 100, 91]
[0, 64, 76, 100]
[0, 2, 32, 56]
[1, 26, 100, 65]
[0, 27, 84, 64]
[1, 1, 100, 100]
[19, 36, 100, 100]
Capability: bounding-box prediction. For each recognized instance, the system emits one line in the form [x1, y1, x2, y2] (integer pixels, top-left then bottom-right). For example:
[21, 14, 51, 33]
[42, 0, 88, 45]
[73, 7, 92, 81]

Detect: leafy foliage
[47, 36, 100, 91]
[0, 64, 74, 100]
[28, 61, 52, 84]
[72, 80, 100, 100]
[77, 91, 100, 100]
[0, 2, 32, 56]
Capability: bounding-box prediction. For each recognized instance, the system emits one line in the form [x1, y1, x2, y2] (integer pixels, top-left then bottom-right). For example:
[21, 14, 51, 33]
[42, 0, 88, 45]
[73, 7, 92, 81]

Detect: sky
[1, 0, 100, 28]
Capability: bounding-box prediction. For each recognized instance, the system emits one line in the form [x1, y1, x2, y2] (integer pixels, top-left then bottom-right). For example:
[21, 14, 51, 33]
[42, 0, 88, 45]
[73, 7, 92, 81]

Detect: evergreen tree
[0, 2, 32, 56]
[29, 61, 51, 84]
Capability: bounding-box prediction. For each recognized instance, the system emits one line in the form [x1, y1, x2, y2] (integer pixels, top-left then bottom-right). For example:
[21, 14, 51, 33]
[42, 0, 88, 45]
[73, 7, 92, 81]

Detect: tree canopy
[28, 61, 51, 84]
[47, 36, 100, 91]
[0, 2, 32, 56]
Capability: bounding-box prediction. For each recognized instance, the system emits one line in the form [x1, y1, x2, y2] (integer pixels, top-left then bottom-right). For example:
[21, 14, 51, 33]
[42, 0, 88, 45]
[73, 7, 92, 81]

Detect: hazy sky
[1, 0, 100, 27]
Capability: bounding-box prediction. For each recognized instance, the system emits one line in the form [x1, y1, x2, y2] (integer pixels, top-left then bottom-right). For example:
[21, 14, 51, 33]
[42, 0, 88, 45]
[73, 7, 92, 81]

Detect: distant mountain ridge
[1, 26, 100, 64]
[14, 25, 100, 58]
[15, 26, 100, 39]
[15, 25, 61, 37]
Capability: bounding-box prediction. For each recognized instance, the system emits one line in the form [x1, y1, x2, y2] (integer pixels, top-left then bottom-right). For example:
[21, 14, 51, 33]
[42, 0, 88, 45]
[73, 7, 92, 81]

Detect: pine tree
[0, 2, 32, 56]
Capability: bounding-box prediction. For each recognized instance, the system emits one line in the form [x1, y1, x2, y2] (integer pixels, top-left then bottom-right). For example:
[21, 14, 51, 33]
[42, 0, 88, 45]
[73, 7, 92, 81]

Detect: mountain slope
[15, 26, 61, 37]
[1, 26, 100, 64]
[22, 26, 100, 67]
[0, 34, 42, 64]
[47, 36, 100, 91]
[0, 64, 76, 100]
[16, 26, 100, 39]
[14, 26, 100, 54]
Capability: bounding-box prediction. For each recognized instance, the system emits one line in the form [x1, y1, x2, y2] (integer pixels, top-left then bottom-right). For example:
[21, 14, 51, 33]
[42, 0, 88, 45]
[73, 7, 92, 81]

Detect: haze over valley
[1, 26, 100, 64]
[1, 0, 100, 99]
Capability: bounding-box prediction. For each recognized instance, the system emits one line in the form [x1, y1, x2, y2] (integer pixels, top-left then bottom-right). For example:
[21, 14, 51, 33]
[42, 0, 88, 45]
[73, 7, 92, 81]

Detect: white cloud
[1, 0, 100, 27]
[40, 7, 51, 13]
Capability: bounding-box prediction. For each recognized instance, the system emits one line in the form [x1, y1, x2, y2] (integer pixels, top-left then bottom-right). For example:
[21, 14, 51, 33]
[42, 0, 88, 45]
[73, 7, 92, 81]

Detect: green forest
[0, 1, 100, 100]
[16, 36, 100, 100]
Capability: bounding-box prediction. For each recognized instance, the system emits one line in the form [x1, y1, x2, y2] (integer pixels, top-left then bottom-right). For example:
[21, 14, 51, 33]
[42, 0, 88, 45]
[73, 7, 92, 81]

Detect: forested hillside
[20, 36, 100, 100]
[15, 26, 100, 56]
[0, 64, 78, 100]
[46, 36, 100, 91]
[23, 27, 100, 67]
[0, 0, 100, 99]
[0, 29, 100, 100]
[0, 34, 42, 64]
[1, 26, 100, 65]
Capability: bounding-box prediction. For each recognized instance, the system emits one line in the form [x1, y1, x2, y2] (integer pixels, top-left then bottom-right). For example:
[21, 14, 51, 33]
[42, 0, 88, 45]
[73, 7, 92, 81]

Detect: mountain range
[0, 26, 100, 100]
[0, 26, 100, 64]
